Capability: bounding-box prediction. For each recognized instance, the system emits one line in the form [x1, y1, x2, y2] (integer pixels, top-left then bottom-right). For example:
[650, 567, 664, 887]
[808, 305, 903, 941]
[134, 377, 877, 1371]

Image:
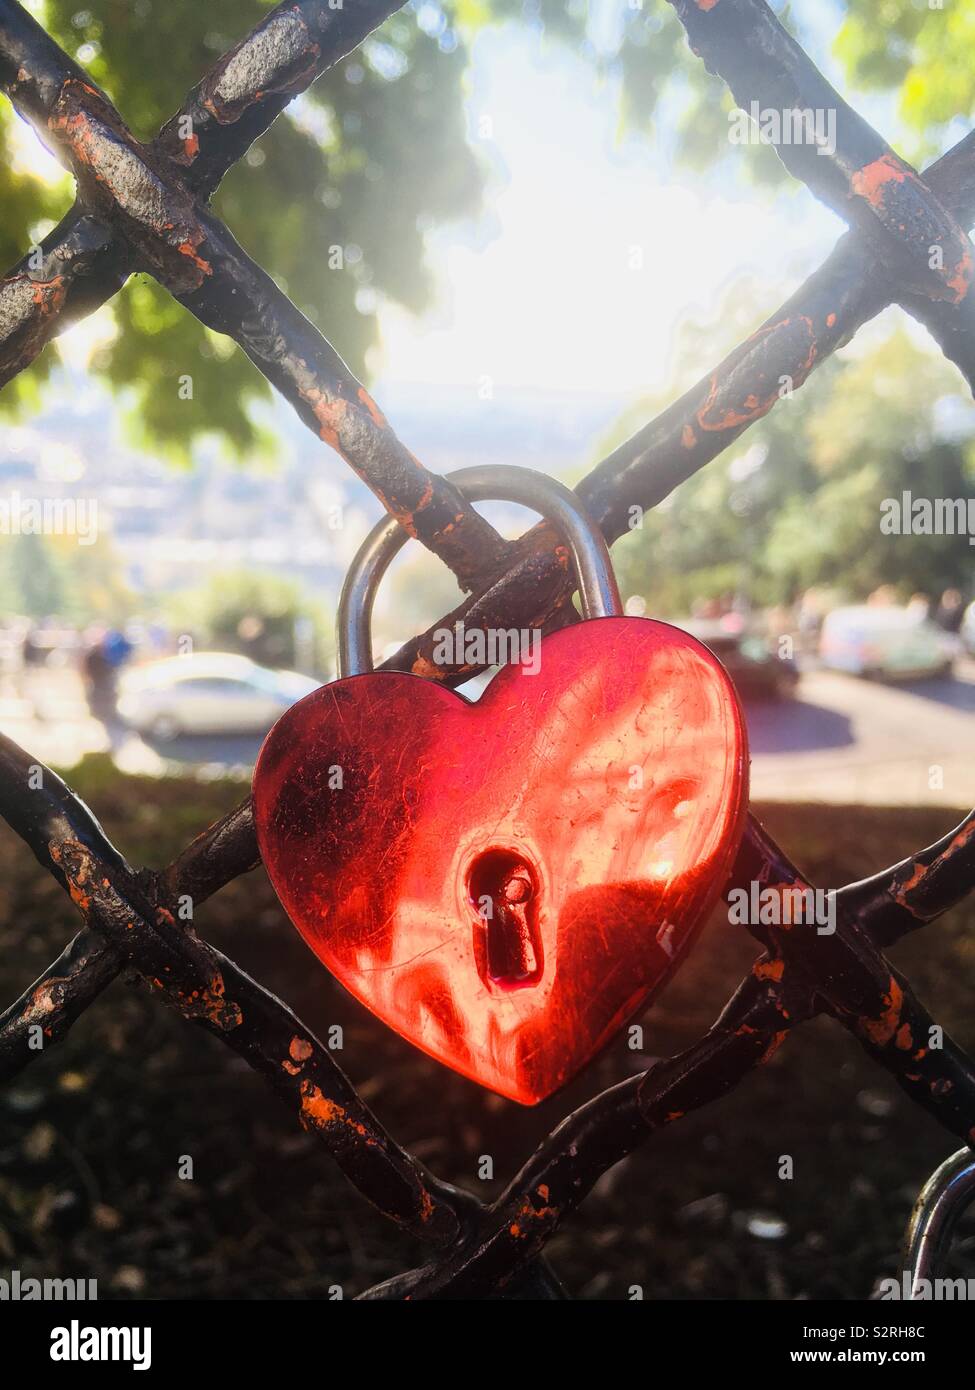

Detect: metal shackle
[902, 1147, 975, 1294]
[337, 464, 622, 679]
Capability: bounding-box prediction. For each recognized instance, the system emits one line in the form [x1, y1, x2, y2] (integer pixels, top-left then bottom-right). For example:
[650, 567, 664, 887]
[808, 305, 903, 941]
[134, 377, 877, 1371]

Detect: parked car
[819, 605, 955, 679]
[117, 653, 320, 738]
[676, 619, 800, 700]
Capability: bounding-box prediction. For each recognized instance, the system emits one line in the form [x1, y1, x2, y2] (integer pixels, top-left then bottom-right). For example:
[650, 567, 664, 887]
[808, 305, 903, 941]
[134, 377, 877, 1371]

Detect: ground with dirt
[1, 761, 973, 1299]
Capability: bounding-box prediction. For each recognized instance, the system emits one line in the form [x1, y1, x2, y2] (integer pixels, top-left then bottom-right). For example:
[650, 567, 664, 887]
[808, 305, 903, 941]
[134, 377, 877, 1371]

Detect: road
[745, 660, 975, 807]
[0, 660, 973, 807]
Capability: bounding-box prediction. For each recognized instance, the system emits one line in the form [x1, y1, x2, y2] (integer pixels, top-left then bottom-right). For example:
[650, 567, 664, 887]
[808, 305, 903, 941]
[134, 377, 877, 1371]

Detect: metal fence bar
[0, 0, 973, 1299]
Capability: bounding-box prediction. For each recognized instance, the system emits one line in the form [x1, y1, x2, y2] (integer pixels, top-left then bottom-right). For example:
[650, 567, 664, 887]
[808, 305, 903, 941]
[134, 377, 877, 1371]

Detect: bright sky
[9, 2, 921, 412]
[374, 16, 847, 398]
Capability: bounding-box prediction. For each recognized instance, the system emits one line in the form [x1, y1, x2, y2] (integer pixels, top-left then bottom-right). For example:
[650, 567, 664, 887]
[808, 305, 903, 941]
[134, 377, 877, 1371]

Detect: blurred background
[0, 0, 973, 805]
[1, 0, 974, 1299]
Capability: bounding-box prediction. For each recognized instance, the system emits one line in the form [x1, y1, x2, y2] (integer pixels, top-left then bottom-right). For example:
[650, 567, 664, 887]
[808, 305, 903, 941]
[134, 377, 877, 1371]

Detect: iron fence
[0, 0, 973, 1299]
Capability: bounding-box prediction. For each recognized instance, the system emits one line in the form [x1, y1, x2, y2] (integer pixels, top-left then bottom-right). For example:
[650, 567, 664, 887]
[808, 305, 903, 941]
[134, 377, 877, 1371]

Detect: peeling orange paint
[850, 153, 908, 208]
[681, 423, 696, 449]
[27, 979, 60, 1020]
[896, 857, 927, 903]
[177, 241, 212, 276]
[357, 386, 387, 429]
[753, 956, 785, 983]
[761, 1030, 788, 1064]
[510, 1195, 558, 1230]
[849, 155, 972, 303]
[183, 972, 242, 1031]
[945, 248, 973, 304]
[411, 655, 446, 680]
[28, 275, 66, 317]
[299, 1081, 345, 1128]
[696, 317, 816, 432]
[412, 478, 434, 516]
[50, 842, 93, 914]
[302, 390, 351, 452]
[299, 1081, 370, 1140]
[896, 819, 975, 913]
[860, 976, 904, 1047]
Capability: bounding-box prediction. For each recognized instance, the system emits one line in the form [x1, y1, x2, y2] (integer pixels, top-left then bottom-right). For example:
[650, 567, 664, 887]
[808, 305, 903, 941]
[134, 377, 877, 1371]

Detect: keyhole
[467, 849, 542, 990]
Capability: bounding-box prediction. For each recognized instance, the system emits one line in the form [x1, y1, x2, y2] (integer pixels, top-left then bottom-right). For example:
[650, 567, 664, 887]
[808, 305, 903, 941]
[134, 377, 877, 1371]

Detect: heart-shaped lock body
[254, 613, 748, 1104]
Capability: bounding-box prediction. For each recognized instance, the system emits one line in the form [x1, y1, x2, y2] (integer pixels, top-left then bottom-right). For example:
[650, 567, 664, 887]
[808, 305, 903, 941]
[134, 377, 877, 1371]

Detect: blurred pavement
[0, 658, 973, 806]
[746, 659, 974, 807]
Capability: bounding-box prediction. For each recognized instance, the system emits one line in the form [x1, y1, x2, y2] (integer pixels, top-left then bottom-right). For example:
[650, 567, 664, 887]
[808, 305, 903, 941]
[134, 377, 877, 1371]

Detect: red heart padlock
[254, 467, 748, 1104]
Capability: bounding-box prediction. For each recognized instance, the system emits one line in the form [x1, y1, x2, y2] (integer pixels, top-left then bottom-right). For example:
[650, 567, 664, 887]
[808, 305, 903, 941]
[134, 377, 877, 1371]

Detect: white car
[819, 606, 956, 679]
[117, 653, 320, 739]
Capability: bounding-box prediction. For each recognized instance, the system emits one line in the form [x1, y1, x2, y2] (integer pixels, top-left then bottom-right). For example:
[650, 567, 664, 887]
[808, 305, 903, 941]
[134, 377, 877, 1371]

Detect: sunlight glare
[8, 111, 67, 187]
[56, 304, 119, 371]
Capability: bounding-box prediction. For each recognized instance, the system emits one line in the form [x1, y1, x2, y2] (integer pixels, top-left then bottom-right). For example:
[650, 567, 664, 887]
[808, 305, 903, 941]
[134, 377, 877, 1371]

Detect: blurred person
[17, 622, 48, 716]
[102, 628, 134, 670]
[906, 592, 931, 623]
[934, 588, 965, 634]
[21, 623, 46, 670]
[81, 635, 118, 724]
[797, 589, 826, 654]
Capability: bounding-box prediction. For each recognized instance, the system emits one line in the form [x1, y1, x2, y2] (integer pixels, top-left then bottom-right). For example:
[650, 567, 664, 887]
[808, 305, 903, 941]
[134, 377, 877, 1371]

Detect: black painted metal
[0, 0, 973, 1299]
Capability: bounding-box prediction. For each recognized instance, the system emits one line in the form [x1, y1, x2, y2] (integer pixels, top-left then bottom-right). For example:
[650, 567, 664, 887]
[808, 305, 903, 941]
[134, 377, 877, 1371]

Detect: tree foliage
[612, 306, 975, 614]
[1, 0, 485, 457]
[835, 0, 975, 160]
[164, 569, 332, 672]
[0, 529, 135, 621]
[0, 0, 966, 464]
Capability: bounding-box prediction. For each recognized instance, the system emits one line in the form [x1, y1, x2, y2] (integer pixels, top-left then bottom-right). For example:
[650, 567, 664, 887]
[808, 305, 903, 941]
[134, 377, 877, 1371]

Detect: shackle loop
[902, 1148, 975, 1293]
[337, 464, 622, 679]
